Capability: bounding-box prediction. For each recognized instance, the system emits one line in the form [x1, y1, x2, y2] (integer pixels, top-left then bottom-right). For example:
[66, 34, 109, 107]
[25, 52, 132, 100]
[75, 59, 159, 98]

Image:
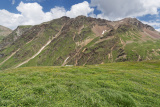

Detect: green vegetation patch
[0, 61, 160, 106]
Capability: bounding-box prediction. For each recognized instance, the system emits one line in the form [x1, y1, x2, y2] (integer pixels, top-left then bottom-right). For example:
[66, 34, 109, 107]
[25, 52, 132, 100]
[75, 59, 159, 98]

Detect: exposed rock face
[0, 16, 160, 70]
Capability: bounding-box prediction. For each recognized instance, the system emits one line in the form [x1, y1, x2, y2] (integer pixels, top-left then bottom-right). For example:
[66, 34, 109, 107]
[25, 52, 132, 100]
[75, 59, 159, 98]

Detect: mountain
[0, 25, 12, 42]
[0, 16, 160, 70]
[0, 25, 32, 50]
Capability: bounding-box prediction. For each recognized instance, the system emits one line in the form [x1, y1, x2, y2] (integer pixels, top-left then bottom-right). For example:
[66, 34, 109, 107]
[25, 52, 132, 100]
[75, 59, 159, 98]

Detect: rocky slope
[0, 25, 12, 42]
[0, 16, 160, 70]
[0, 25, 32, 50]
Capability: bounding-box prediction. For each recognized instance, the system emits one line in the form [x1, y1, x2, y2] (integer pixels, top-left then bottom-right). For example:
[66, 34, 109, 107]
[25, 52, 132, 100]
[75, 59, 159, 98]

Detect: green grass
[0, 36, 4, 42]
[22, 31, 77, 67]
[17, 25, 32, 29]
[0, 61, 160, 106]
[124, 40, 160, 61]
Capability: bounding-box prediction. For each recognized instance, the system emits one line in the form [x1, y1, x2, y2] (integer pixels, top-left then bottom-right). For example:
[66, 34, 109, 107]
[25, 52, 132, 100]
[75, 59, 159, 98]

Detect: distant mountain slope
[0, 25, 32, 50]
[0, 16, 160, 70]
[0, 25, 12, 42]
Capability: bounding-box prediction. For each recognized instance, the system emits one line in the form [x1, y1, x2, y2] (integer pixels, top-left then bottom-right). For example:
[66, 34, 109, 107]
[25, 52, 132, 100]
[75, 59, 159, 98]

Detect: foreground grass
[0, 61, 160, 107]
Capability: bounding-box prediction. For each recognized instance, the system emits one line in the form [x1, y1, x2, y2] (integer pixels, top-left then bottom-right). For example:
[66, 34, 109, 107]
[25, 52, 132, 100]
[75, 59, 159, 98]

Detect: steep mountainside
[0, 25, 32, 50]
[0, 25, 12, 42]
[0, 16, 160, 70]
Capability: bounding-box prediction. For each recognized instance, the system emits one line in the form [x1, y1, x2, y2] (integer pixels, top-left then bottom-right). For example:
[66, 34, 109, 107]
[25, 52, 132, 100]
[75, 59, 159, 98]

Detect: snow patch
[102, 30, 107, 35]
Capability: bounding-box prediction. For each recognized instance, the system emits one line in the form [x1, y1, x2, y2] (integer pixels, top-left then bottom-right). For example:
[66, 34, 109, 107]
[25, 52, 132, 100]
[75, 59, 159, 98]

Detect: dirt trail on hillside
[62, 56, 70, 66]
[0, 48, 20, 66]
[15, 25, 64, 68]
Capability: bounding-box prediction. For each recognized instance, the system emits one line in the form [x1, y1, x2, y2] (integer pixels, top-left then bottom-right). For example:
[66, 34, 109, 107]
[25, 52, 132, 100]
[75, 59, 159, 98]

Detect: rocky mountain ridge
[0, 16, 160, 70]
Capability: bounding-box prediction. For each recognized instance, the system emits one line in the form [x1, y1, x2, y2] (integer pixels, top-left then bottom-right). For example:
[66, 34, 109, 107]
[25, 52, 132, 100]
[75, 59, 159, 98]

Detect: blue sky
[0, 0, 160, 31]
[1, 0, 91, 13]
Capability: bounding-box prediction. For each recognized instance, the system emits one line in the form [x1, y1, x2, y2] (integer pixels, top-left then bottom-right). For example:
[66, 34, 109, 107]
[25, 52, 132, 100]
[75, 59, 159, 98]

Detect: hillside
[1, 16, 160, 70]
[0, 25, 32, 50]
[0, 61, 160, 106]
[0, 25, 12, 42]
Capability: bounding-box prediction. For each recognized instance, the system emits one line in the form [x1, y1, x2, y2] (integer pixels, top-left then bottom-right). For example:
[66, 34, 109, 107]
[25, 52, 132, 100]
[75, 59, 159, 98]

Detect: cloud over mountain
[0, 0, 160, 30]
[91, 0, 160, 20]
[0, 1, 93, 29]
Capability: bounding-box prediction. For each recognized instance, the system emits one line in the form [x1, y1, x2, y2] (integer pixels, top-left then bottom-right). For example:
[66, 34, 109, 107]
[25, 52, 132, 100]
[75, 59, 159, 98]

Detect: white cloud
[91, 0, 160, 20]
[0, 9, 22, 29]
[142, 21, 160, 27]
[0, 1, 93, 29]
[50, 7, 66, 19]
[66, 1, 94, 18]
[142, 21, 160, 31]
[2, 1, 160, 30]
[96, 14, 109, 20]
[16, 2, 46, 25]
[156, 28, 160, 32]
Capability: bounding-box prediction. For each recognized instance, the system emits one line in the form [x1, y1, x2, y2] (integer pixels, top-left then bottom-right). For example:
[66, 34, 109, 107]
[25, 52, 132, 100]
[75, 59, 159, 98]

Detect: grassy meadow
[0, 61, 160, 107]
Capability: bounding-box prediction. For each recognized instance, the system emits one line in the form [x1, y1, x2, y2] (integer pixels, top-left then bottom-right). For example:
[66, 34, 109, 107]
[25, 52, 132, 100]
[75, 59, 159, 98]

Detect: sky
[0, 0, 160, 31]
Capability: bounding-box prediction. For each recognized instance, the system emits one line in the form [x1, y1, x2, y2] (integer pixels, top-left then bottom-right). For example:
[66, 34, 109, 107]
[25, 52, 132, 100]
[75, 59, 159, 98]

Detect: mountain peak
[1, 16, 160, 70]
[117, 17, 155, 31]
